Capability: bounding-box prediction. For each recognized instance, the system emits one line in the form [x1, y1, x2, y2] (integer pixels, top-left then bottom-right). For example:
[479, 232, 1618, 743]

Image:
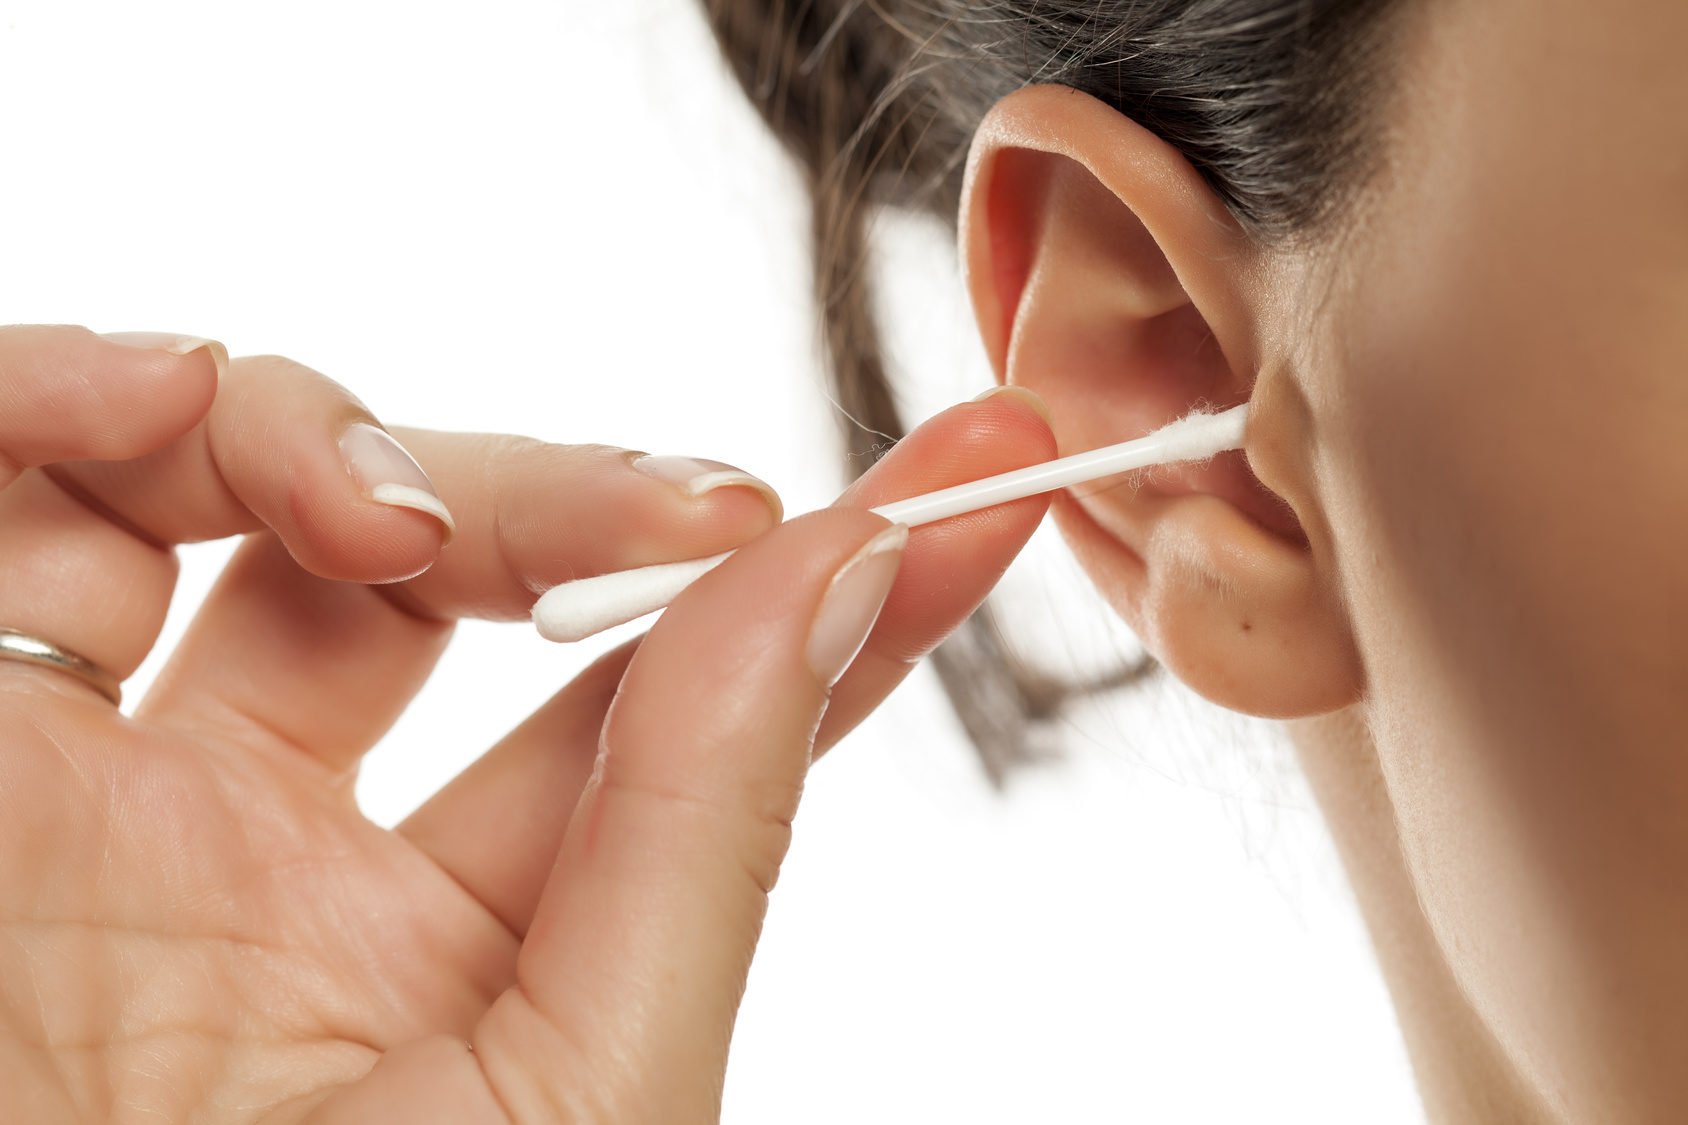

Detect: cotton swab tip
[533, 551, 730, 643]
[1155, 402, 1248, 462]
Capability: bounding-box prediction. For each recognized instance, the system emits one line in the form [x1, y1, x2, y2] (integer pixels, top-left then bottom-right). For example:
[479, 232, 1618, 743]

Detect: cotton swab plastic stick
[533, 403, 1248, 643]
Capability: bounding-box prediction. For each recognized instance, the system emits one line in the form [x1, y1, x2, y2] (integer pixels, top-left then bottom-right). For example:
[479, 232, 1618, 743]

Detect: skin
[955, 0, 1687, 1119]
[4, 0, 1683, 1119]
[0, 326, 1055, 1121]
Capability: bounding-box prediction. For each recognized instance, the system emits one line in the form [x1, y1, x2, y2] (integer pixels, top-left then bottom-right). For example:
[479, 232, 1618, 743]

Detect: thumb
[305, 511, 900, 1124]
[312, 507, 900, 1124]
[478, 506, 900, 1122]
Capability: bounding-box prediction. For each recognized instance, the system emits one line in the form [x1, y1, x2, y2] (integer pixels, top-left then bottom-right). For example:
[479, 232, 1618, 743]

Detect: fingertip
[698, 475, 784, 525]
[96, 330, 225, 408]
[966, 383, 1060, 457]
[843, 386, 1058, 511]
[355, 503, 452, 583]
[91, 330, 224, 453]
[246, 407, 452, 586]
[0, 325, 221, 466]
[973, 382, 1054, 428]
[369, 483, 457, 543]
[629, 453, 785, 528]
[173, 337, 229, 382]
[338, 423, 457, 547]
[279, 419, 453, 583]
[694, 479, 783, 538]
[823, 387, 1057, 672]
[290, 490, 450, 586]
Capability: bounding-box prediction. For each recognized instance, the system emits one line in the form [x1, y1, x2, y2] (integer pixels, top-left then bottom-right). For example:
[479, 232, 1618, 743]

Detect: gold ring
[0, 627, 121, 705]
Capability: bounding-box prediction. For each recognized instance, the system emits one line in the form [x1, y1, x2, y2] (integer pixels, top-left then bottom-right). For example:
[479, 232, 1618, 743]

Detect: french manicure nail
[631, 455, 784, 521]
[99, 331, 230, 379]
[339, 422, 456, 542]
[805, 523, 907, 687]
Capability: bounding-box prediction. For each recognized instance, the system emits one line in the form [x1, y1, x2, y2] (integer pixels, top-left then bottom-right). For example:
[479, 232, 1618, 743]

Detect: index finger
[473, 505, 897, 1120]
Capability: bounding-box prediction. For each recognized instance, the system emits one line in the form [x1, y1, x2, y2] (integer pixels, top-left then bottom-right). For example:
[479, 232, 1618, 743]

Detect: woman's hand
[0, 325, 1054, 1123]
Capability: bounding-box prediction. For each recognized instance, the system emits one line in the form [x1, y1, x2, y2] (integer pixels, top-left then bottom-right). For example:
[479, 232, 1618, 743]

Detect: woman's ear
[960, 85, 1361, 718]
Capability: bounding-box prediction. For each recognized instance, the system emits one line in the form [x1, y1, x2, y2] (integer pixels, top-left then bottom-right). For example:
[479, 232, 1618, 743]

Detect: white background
[0, 2, 1420, 1120]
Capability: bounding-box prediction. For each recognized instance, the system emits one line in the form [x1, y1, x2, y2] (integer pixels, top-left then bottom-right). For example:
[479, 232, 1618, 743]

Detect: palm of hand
[2, 687, 517, 1121]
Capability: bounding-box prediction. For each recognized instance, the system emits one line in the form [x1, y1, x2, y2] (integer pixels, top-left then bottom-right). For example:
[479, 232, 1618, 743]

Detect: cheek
[1330, 185, 1687, 774]
[1309, 7, 1688, 1090]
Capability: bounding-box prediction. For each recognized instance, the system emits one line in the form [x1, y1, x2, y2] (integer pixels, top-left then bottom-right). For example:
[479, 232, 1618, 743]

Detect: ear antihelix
[978, 148, 1053, 364]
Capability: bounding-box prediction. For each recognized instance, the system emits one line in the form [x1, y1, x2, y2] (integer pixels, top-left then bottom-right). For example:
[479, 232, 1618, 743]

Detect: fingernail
[971, 383, 1053, 425]
[806, 523, 907, 688]
[100, 331, 230, 379]
[631, 455, 784, 521]
[338, 422, 456, 543]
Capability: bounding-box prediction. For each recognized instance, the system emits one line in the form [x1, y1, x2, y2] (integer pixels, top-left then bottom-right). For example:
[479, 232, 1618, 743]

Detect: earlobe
[959, 85, 1363, 718]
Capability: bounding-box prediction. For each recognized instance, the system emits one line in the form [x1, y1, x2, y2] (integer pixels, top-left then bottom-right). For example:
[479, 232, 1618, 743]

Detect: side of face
[957, 0, 1688, 1116]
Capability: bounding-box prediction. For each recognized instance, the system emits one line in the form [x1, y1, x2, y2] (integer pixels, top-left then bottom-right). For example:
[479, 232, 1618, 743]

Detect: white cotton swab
[532, 403, 1248, 643]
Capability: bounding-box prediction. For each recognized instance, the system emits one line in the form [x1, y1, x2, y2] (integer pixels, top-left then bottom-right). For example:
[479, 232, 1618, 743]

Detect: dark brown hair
[701, 0, 1405, 782]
